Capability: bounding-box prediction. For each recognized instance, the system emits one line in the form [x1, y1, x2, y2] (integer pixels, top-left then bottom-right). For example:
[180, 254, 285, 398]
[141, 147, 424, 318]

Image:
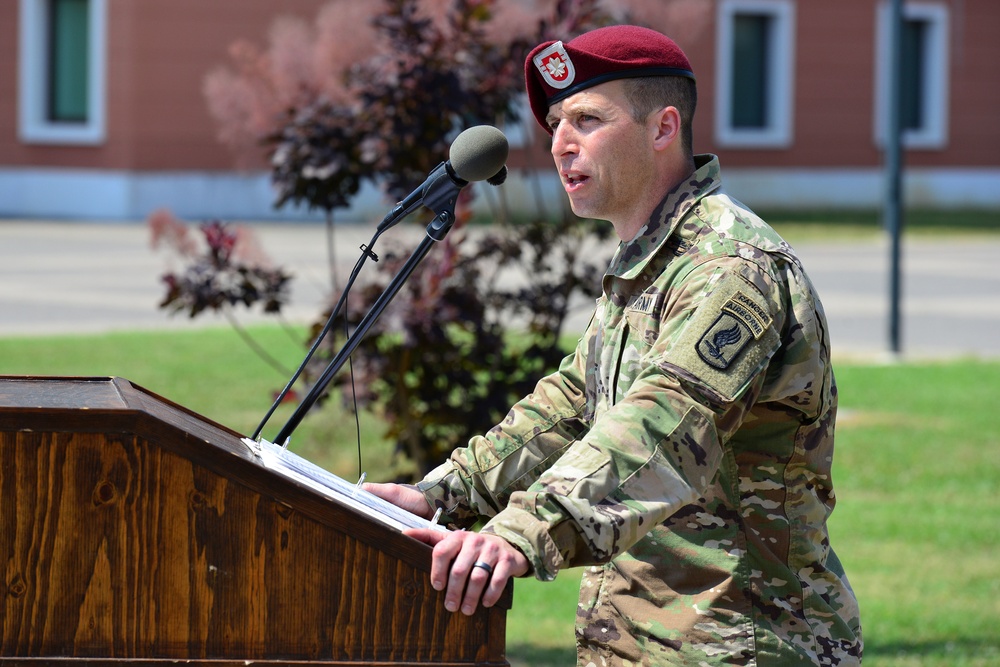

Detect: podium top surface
[1, 375, 136, 409]
[0, 375, 227, 422]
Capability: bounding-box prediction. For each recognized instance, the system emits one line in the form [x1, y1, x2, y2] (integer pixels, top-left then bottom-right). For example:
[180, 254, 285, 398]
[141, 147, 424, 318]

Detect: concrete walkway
[2, 220, 999, 361]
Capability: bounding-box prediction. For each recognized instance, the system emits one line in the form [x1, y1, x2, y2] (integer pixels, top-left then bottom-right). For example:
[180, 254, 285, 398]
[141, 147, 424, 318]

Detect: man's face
[545, 80, 656, 235]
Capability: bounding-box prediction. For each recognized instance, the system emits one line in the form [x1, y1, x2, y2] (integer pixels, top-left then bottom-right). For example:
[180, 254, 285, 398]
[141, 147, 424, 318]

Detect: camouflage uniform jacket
[417, 155, 863, 665]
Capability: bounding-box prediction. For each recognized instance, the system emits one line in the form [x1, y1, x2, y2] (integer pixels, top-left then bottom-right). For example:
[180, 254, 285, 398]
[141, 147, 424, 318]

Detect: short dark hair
[622, 76, 697, 156]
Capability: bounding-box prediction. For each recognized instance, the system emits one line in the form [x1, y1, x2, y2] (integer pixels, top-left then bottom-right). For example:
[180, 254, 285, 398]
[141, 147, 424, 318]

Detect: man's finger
[479, 559, 510, 609]
[402, 527, 456, 592]
[363, 482, 433, 518]
[461, 559, 495, 615]
[402, 527, 448, 546]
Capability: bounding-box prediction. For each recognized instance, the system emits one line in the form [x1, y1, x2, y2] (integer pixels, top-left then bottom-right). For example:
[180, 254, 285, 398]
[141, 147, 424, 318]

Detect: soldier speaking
[369, 24, 864, 666]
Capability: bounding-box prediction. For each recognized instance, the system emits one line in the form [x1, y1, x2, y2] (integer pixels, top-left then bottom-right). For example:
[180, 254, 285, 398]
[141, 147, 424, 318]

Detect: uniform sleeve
[480, 259, 786, 581]
[416, 336, 593, 529]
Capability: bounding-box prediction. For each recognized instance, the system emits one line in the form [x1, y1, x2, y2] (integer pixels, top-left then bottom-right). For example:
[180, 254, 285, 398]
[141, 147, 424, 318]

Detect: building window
[715, 0, 796, 148]
[875, 2, 950, 149]
[48, 0, 90, 122]
[18, 0, 107, 144]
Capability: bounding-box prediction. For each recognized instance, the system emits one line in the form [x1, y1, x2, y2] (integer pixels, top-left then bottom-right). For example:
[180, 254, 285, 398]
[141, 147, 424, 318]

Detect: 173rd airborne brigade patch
[670, 277, 779, 401]
[698, 290, 771, 369]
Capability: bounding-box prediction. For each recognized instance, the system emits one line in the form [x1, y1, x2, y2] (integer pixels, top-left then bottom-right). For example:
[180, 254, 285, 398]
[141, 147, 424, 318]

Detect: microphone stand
[271, 207, 458, 448]
[249, 226, 383, 442]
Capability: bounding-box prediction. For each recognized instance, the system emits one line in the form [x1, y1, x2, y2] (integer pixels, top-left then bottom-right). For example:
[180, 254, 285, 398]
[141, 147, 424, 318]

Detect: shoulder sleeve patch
[666, 276, 780, 401]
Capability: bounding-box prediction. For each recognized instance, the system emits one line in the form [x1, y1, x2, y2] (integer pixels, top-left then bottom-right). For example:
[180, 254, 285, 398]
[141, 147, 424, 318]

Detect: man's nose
[550, 122, 577, 157]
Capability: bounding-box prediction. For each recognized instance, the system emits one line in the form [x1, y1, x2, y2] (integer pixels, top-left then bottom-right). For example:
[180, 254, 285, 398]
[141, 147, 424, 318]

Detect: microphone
[377, 125, 509, 232]
[256, 126, 507, 447]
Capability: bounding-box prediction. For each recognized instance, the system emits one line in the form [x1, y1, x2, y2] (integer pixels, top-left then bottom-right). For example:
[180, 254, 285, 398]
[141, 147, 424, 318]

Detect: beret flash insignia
[533, 41, 575, 90]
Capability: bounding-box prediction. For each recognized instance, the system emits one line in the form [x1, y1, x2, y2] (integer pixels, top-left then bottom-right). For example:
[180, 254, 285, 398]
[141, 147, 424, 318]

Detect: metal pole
[885, 0, 905, 355]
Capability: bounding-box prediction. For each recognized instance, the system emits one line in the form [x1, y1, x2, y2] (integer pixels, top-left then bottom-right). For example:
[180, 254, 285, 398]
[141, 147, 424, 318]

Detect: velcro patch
[696, 291, 773, 369]
[665, 274, 781, 402]
[625, 292, 663, 316]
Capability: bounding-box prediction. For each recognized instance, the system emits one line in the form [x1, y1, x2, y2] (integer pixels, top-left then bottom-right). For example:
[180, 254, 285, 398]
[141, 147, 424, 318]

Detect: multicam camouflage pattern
[417, 155, 863, 665]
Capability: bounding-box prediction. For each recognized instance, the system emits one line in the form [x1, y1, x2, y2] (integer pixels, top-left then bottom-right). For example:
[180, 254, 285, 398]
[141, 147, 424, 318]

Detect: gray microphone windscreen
[448, 125, 509, 182]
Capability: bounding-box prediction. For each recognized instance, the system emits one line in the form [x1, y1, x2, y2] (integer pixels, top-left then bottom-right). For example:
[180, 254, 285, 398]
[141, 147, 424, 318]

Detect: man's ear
[650, 106, 682, 151]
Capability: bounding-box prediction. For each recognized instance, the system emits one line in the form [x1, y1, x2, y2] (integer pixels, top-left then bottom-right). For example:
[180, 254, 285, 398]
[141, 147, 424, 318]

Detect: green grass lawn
[2, 326, 998, 665]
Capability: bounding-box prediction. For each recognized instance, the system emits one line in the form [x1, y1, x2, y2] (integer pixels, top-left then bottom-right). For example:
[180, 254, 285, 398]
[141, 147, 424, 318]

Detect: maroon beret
[524, 24, 695, 133]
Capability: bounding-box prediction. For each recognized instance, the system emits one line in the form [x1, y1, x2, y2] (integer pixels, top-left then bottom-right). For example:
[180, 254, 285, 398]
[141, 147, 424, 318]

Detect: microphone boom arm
[377, 161, 465, 233]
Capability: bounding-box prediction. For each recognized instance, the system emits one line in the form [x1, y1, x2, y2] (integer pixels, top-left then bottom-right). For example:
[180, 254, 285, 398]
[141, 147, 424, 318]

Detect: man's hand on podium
[364, 482, 529, 616]
[402, 527, 529, 616]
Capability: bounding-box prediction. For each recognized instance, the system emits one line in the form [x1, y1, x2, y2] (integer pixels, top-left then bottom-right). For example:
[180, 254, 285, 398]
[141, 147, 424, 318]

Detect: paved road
[2, 220, 999, 361]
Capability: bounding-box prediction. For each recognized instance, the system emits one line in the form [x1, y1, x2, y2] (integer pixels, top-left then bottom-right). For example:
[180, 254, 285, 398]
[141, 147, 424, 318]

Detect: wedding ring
[472, 560, 494, 576]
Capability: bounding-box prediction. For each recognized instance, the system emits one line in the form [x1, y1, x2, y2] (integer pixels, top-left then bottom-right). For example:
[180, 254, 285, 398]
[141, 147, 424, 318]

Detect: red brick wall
[1, 0, 329, 171]
[1, 0, 997, 174]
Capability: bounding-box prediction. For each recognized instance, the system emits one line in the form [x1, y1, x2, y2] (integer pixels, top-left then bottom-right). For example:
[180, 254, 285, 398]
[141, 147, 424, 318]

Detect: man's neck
[613, 156, 697, 242]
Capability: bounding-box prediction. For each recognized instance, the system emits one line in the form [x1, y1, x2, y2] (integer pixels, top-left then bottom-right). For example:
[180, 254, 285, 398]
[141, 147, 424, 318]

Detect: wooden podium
[0, 376, 509, 665]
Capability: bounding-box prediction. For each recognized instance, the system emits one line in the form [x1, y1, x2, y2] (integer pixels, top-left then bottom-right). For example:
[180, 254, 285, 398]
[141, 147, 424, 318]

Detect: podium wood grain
[0, 376, 509, 665]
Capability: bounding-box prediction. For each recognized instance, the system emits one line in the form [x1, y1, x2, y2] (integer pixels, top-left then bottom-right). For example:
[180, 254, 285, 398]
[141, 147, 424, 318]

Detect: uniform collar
[606, 154, 721, 280]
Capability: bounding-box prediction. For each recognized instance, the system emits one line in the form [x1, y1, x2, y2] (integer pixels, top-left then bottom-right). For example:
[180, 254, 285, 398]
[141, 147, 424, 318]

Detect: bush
[321, 212, 613, 477]
[193, 0, 624, 476]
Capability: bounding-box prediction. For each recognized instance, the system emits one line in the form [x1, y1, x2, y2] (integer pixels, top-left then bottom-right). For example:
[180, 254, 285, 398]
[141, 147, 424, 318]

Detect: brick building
[1, 0, 998, 222]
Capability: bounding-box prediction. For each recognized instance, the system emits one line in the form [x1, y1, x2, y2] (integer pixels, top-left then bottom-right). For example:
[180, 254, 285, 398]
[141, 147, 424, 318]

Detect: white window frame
[874, 2, 950, 150]
[18, 0, 108, 145]
[715, 0, 796, 149]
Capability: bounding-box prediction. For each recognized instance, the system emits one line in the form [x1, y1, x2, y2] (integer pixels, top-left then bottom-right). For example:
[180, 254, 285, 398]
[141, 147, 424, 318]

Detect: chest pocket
[611, 290, 666, 402]
[624, 291, 665, 350]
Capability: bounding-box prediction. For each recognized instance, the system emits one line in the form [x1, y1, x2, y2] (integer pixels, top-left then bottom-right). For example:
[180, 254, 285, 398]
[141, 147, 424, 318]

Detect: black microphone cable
[250, 225, 385, 442]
